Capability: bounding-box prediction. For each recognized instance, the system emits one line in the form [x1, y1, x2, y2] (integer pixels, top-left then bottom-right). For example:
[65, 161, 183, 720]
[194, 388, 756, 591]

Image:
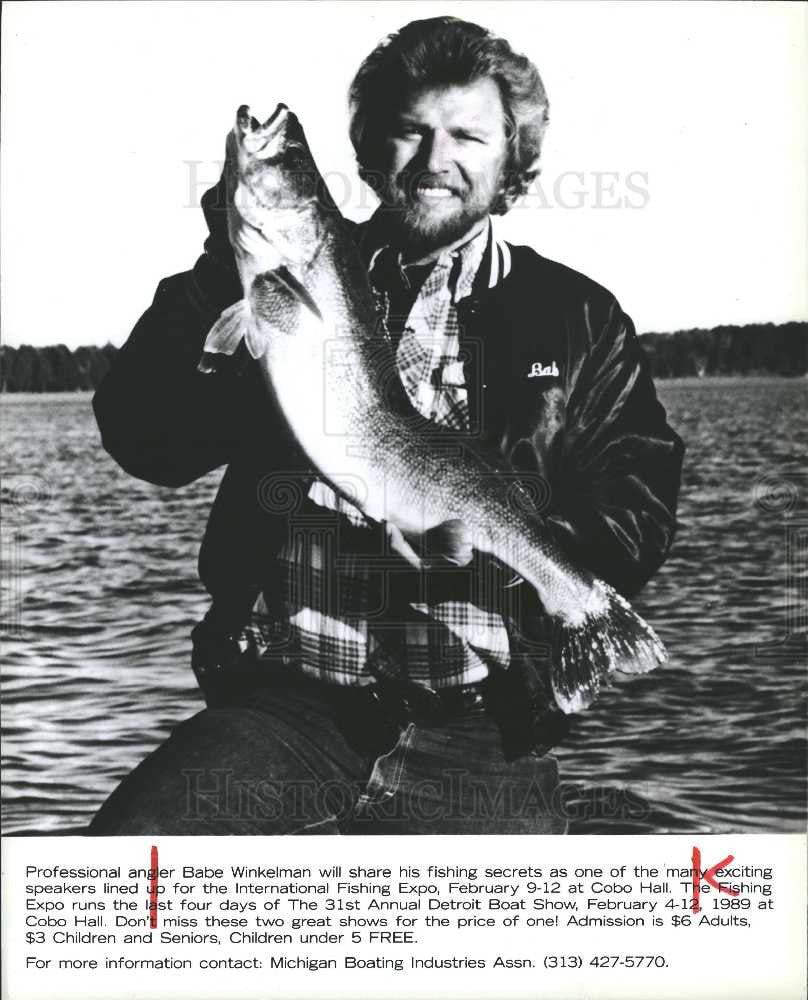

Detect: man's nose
[422, 129, 452, 174]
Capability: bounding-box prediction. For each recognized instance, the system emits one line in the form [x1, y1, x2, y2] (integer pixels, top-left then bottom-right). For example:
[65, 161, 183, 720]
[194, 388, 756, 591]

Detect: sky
[1, 0, 806, 348]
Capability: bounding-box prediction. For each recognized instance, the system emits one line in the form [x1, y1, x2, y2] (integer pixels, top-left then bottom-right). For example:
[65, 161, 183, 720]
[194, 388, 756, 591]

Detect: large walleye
[199, 103, 667, 713]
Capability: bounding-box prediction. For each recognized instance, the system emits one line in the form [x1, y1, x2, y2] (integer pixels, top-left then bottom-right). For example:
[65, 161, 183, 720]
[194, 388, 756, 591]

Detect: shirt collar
[362, 214, 492, 305]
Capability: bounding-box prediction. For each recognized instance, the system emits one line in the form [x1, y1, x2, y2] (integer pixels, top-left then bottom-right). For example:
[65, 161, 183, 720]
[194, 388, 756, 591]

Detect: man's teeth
[417, 186, 452, 199]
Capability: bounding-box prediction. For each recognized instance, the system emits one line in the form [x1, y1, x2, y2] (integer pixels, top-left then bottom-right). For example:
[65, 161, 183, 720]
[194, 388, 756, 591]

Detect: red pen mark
[149, 845, 159, 929]
[691, 846, 741, 913]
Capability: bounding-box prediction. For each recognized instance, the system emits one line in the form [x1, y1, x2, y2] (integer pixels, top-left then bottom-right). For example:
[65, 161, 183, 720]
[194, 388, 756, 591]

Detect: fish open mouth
[263, 103, 288, 130]
[237, 102, 289, 138]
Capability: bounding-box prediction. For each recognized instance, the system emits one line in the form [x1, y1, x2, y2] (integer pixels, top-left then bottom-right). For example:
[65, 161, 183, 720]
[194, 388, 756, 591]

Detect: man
[89, 17, 683, 835]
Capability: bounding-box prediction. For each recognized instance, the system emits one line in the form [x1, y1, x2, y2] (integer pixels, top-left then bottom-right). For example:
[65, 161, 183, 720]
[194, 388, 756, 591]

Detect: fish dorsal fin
[197, 299, 268, 374]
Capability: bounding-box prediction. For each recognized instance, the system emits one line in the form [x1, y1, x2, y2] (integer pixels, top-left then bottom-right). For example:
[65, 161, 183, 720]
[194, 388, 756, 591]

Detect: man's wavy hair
[348, 17, 549, 215]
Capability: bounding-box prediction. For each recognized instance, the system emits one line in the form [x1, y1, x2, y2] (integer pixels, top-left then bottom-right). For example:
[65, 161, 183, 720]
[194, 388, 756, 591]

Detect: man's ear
[497, 155, 542, 213]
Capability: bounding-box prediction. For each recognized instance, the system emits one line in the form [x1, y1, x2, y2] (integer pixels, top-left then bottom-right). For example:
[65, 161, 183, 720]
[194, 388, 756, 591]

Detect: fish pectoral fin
[272, 266, 323, 320]
[200, 299, 251, 356]
[198, 299, 267, 374]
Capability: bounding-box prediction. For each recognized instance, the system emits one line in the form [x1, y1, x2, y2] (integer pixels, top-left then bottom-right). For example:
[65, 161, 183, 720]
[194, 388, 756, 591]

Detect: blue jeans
[88, 683, 567, 835]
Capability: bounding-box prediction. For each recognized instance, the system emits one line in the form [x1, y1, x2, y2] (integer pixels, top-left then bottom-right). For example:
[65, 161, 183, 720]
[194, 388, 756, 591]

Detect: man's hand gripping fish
[198, 103, 668, 713]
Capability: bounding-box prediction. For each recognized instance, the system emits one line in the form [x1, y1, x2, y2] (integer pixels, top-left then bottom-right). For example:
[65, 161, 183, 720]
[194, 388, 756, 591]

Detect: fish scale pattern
[248, 225, 514, 688]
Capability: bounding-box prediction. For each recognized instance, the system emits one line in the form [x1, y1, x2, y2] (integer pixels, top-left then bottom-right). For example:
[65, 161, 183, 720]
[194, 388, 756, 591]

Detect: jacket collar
[356, 210, 512, 298]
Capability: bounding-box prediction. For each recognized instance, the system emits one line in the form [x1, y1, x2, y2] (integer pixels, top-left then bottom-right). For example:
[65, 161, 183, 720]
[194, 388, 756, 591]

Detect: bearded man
[89, 17, 683, 835]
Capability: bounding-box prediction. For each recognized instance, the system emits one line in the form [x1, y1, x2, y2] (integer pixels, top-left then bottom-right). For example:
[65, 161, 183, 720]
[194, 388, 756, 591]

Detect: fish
[198, 103, 667, 712]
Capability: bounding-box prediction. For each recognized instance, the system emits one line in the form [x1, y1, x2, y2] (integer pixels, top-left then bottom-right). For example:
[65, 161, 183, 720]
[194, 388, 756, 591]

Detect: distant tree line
[640, 322, 806, 378]
[1, 322, 806, 391]
[0, 344, 118, 392]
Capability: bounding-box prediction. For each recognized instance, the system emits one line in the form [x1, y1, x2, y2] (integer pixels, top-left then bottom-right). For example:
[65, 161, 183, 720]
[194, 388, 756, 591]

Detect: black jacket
[93, 206, 684, 728]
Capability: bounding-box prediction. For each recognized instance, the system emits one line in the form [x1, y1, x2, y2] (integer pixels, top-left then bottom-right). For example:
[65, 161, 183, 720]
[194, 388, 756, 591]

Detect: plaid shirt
[247, 221, 512, 688]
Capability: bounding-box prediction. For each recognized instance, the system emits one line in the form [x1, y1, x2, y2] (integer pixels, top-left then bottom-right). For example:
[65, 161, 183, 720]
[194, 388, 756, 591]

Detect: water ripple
[1, 381, 806, 833]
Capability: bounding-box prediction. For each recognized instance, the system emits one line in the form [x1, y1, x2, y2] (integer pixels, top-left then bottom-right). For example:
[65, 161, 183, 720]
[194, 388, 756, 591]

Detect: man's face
[376, 78, 508, 255]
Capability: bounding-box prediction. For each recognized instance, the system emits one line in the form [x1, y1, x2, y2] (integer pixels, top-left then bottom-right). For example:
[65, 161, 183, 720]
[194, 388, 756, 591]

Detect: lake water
[1, 378, 806, 834]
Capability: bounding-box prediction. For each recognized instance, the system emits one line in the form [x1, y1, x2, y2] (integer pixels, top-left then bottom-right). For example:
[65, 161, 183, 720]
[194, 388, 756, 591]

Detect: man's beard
[376, 171, 504, 256]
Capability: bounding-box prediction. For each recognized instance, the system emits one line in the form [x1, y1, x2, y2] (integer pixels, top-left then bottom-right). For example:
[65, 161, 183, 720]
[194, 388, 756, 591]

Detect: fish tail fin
[551, 581, 667, 713]
[197, 299, 265, 374]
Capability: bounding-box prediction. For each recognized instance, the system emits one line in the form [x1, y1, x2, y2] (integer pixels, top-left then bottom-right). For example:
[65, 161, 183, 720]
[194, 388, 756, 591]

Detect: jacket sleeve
[546, 298, 684, 598]
[92, 251, 267, 488]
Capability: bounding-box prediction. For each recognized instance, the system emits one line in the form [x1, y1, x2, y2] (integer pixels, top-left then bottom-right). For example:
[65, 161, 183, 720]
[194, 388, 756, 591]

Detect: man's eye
[456, 132, 484, 143]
